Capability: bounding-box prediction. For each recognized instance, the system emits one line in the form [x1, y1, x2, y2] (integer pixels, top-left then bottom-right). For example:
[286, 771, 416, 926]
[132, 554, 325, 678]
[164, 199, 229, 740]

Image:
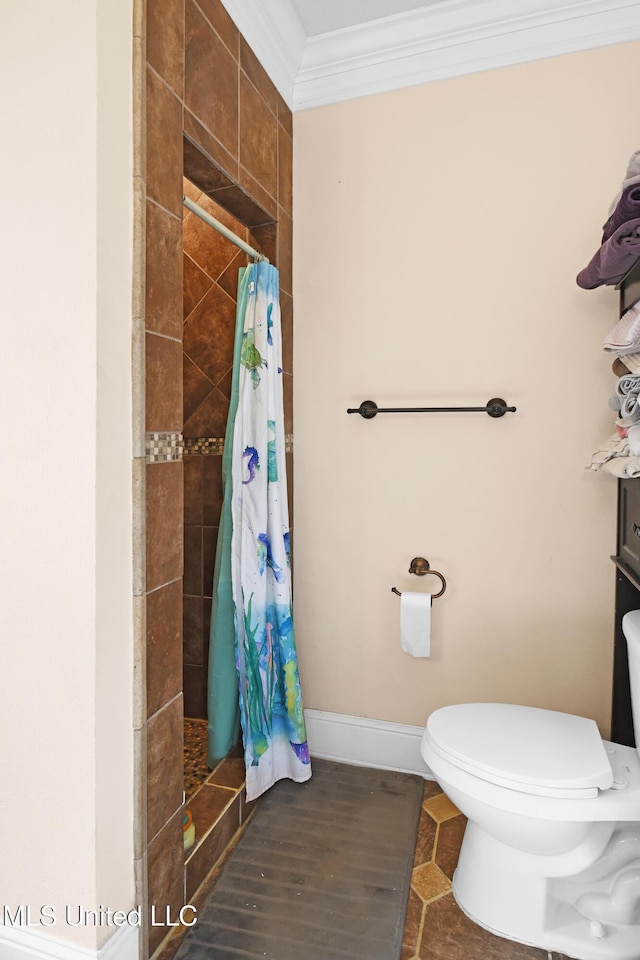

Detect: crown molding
[219, 0, 306, 108]
[292, 0, 640, 109]
[220, 0, 640, 111]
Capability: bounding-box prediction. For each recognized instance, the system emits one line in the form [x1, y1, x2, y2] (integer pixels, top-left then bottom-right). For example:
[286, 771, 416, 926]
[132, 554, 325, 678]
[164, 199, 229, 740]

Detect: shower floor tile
[183, 718, 210, 799]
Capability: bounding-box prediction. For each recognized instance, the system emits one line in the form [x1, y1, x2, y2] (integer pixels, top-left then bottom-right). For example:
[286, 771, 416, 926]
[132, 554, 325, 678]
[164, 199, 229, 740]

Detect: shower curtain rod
[182, 195, 269, 263]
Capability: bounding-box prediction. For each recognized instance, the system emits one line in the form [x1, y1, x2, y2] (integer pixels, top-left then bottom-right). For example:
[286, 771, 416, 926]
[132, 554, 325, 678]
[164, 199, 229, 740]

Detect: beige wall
[293, 43, 640, 735]
[0, 0, 134, 949]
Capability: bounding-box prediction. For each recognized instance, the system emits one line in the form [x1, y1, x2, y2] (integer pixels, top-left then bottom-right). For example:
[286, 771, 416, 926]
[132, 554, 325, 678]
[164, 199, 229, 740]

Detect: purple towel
[577, 218, 640, 289]
[602, 184, 640, 241]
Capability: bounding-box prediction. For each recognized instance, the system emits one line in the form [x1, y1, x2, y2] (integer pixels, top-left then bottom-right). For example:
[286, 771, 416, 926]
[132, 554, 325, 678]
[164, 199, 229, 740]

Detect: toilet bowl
[420, 610, 640, 960]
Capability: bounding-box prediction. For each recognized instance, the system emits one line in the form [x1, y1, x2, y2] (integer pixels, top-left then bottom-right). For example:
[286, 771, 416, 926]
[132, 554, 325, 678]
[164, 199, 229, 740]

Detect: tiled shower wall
[134, 0, 293, 955]
[182, 182, 249, 719]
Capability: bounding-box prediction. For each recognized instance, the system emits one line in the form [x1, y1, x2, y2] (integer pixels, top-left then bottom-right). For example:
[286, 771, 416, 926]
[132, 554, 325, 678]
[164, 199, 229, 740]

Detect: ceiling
[288, 0, 444, 37]
[220, 0, 640, 111]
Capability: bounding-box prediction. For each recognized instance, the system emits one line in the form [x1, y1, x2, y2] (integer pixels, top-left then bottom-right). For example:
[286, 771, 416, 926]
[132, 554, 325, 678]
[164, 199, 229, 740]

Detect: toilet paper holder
[391, 557, 446, 599]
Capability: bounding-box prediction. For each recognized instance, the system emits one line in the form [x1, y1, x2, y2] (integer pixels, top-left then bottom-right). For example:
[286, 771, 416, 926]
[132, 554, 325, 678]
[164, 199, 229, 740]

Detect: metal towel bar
[347, 398, 516, 419]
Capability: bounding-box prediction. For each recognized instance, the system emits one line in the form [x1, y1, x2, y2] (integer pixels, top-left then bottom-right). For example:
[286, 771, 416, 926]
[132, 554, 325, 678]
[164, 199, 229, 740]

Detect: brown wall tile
[194, 0, 239, 59]
[187, 782, 236, 835]
[183, 284, 237, 384]
[217, 250, 248, 299]
[211, 179, 276, 226]
[184, 455, 204, 524]
[183, 252, 213, 318]
[183, 523, 202, 596]
[278, 123, 292, 216]
[209, 755, 245, 790]
[277, 210, 293, 296]
[202, 456, 223, 525]
[239, 74, 278, 201]
[202, 525, 216, 597]
[147, 579, 184, 718]
[186, 793, 241, 898]
[276, 90, 292, 138]
[147, 695, 184, 841]
[147, 0, 185, 98]
[146, 333, 183, 432]
[183, 594, 204, 664]
[184, 116, 238, 187]
[146, 201, 183, 338]
[183, 354, 214, 424]
[183, 663, 207, 718]
[183, 202, 246, 281]
[250, 222, 277, 265]
[146, 67, 183, 217]
[183, 389, 229, 439]
[185, 0, 238, 159]
[147, 806, 185, 954]
[215, 367, 232, 402]
[240, 38, 278, 116]
[203, 597, 212, 652]
[146, 461, 183, 591]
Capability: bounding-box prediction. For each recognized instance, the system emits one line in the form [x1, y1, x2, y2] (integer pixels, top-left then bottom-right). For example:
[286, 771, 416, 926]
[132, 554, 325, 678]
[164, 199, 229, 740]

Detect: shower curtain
[207, 268, 250, 768]
[209, 261, 310, 801]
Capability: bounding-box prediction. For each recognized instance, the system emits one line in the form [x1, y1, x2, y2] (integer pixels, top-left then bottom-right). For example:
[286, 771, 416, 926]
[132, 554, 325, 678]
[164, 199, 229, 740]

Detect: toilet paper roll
[400, 591, 431, 658]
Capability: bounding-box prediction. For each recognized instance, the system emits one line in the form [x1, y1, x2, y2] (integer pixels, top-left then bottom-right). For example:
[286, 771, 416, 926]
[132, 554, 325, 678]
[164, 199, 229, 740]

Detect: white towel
[603, 301, 640, 353]
[400, 592, 431, 658]
[601, 456, 640, 478]
[587, 432, 629, 471]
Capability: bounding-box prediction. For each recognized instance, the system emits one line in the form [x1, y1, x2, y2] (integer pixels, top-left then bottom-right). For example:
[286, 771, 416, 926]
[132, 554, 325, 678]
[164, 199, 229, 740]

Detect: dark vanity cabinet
[612, 538, 638, 746]
[611, 257, 640, 747]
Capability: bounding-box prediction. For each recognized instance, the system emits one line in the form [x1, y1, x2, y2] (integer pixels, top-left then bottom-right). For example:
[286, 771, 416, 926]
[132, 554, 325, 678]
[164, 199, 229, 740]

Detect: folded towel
[603, 300, 640, 352]
[628, 423, 640, 456]
[616, 374, 640, 397]
[621, 394, 640, 421]
[616, 374, 640, 420]
[608, 149, 640, 215]
[601, 456, 640, 478]
[588, 432, 630, 470]
[603, 184, 640, 241]
[620, 352, 640, 374]
[577, 218, 640, 289]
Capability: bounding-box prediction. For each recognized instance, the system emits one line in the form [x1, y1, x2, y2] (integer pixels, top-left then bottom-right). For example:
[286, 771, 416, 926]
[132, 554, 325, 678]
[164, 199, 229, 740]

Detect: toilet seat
[427, 703, 614, 799]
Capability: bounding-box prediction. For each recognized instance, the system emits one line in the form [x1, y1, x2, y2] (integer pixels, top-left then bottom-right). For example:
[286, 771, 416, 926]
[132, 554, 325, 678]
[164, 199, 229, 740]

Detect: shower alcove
[139, 3, 294, 951]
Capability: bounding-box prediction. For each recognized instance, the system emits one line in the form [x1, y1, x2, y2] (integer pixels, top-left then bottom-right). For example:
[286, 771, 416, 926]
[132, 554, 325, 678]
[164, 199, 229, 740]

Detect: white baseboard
[0, 921, 138, 960]
[304, 708, 434, 779]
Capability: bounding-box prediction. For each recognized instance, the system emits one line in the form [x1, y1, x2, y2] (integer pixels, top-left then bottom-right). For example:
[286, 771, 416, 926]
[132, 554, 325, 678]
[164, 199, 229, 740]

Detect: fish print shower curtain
[229, 261, 310, 801]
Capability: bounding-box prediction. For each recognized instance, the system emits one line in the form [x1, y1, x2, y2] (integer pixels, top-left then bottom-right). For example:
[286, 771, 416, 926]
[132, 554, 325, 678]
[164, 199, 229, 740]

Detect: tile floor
[171, 722, 567, 960]
[403, 779, 569, 959]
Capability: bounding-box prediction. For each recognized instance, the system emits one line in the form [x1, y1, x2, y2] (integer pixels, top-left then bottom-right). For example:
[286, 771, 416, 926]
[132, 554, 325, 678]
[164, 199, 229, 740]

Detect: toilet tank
[621, 609, 640, 758]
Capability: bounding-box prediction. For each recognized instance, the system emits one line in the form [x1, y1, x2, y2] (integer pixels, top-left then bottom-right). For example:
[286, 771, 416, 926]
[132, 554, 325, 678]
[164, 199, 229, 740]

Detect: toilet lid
[427, 703, 613, 799]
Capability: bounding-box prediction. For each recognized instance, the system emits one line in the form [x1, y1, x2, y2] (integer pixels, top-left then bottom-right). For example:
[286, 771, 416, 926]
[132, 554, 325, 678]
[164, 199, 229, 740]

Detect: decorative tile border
[145, 432, 184, 463]
[183, 434, 294, 456]
[184, 437, 225, 457]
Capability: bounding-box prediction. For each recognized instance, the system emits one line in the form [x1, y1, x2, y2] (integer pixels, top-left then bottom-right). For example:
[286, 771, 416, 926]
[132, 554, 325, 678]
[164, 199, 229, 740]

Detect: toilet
[421, 609, 640, 960]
